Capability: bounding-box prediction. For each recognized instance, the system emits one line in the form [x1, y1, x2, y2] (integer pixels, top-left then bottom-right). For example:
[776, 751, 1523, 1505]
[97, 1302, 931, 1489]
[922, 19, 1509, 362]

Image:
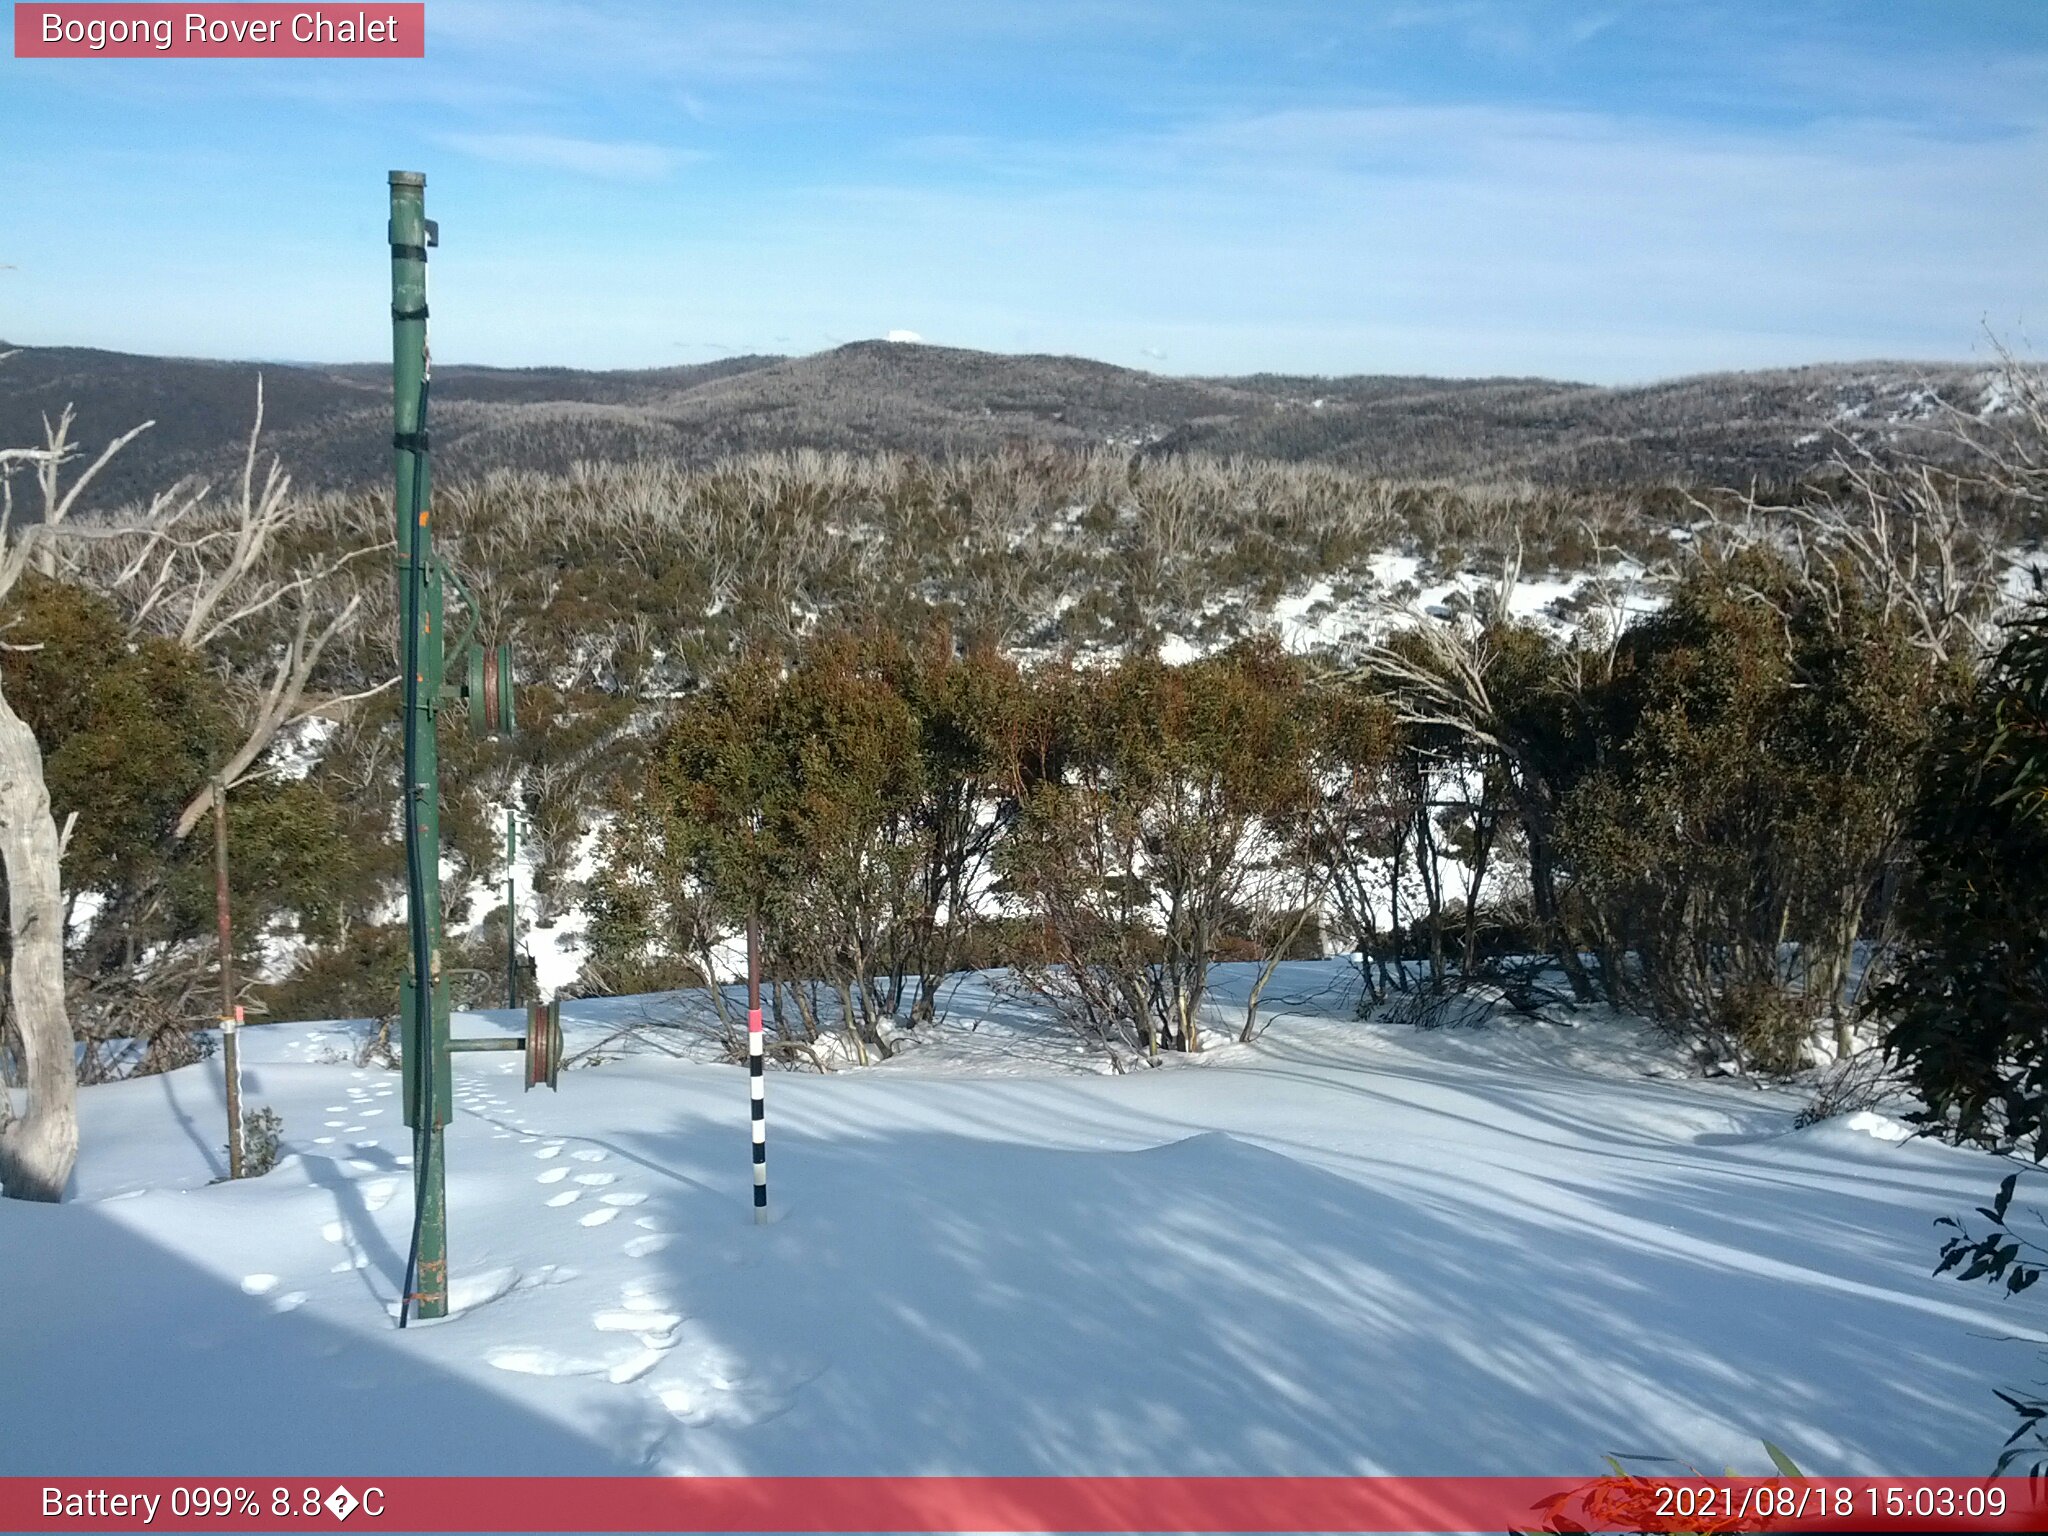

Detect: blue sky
[3, 1, 2044, 382]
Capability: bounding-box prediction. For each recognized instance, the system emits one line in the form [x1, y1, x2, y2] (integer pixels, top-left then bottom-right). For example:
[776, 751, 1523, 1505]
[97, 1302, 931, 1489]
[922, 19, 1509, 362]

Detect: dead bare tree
[1347, 551, 1606, 1003]
[1696, 449, 2009, 674]
[62, 380, 392, 841]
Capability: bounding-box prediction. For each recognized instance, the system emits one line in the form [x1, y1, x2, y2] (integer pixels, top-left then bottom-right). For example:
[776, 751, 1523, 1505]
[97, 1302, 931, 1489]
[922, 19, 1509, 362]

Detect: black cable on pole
[396, 371, 434, 1330]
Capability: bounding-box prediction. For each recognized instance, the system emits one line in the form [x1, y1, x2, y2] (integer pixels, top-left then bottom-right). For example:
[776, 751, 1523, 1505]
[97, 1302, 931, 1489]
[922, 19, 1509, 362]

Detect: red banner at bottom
[4, 1476, 2043, 1533]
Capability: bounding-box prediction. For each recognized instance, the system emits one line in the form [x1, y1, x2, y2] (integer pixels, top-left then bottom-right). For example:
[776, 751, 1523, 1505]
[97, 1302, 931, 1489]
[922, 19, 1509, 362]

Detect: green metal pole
[391, 169, 451, 1322]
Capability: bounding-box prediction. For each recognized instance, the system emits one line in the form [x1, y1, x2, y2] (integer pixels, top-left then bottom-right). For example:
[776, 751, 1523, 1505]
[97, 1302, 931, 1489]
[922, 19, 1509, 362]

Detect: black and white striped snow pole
[747, 911, 767, 1223]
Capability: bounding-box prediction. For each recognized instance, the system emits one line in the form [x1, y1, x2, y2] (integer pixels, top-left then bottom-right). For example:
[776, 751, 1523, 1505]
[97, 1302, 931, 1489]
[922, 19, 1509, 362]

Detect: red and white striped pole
[746, 910, 767, 1223]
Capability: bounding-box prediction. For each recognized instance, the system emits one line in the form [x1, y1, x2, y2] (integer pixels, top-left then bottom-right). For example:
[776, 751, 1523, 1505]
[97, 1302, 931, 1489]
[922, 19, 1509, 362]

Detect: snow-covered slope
[0, 964, 2017, 1479]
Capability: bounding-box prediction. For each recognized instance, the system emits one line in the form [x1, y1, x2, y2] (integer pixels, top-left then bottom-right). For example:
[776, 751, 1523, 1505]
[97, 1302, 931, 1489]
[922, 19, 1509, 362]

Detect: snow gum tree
[1283, 678, 1404, 1008]
[0, 383, 150, 1199]
[5, 576, 365, 1076]
[0, 375, 376, 1197]
[1002, 638, 1315, 1059]
[593, 625, 1024, 1059]
[1883, 597, 2048, 1148]
[1552, 549, 1957, 1071]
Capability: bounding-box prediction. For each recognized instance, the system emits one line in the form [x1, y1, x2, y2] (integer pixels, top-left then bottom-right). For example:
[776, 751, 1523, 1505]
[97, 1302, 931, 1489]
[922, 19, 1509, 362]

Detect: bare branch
[46, 413, 156, 529]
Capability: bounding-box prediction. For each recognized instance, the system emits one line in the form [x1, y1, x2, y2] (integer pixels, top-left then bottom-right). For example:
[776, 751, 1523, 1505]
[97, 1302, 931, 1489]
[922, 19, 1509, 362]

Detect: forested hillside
[0, 338, 2009, 507]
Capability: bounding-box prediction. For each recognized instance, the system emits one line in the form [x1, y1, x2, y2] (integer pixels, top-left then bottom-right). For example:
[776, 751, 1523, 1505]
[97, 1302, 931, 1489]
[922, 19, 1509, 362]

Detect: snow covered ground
[0, 963, 2022, 1482]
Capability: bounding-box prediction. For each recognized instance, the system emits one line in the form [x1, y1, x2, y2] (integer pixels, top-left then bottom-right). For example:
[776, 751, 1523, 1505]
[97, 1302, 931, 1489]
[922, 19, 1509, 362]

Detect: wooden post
[212, 777, 244, 1180]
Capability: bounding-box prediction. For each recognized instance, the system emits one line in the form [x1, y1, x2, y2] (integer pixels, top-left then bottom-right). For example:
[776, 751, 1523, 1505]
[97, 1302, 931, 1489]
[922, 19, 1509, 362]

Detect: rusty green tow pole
[388, 170, 559, 1327]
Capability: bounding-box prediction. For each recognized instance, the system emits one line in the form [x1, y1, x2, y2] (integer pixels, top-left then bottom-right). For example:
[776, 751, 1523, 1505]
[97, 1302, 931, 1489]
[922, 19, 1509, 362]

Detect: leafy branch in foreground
[1935, 1171, 2048, 1473]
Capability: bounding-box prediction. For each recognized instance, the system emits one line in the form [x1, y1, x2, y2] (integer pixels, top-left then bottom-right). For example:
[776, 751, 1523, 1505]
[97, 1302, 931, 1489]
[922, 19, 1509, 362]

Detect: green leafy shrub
[237, 1106, 284, 1178]
[1883, 599, 2048, 1149]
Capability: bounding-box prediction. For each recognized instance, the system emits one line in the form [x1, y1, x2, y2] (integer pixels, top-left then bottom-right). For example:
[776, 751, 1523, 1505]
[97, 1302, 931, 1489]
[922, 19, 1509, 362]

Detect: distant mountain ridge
[0, 338, 2001, 506]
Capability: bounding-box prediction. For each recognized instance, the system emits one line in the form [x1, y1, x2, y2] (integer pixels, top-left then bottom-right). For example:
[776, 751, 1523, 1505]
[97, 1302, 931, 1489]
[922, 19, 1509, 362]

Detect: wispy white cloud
[437, 131, 694, 180]
[758, 98, 2046, 379]
[6, 2, 2043, 378]
[1359, 0, 1623, 60]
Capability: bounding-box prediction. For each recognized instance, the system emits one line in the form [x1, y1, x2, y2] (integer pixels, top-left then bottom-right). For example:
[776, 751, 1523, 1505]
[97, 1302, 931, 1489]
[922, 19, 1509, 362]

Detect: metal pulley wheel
[524, 998, 562, 1091]
[466, 640, 516, 737]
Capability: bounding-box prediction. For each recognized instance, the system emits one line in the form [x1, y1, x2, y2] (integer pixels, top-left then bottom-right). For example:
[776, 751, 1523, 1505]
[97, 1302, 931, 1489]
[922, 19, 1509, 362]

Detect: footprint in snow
[364, 1180, 397, 1212]
[623, 1234, 671, 1258]
[595, 1308, 682, 1335]
[601, 1192, 646, 1206]
[533, 1146, 562, 1161]
[651, 1350, 817, 1430]
[574, 1172, 615, 1186]
[486, 1347, 608, 1378]
[579, 1207, 621, 1227]
[319, 1222, 347, 1244]
[313, 1136, 336, 1146]
[653, 1378, 792, 1430]
[655, 1387, 711, 1424]
[446, 1266, 522, 1313]
[570, 1149, 607, 1163]
[546, 1190, 581, 1208]
[241, 1274, 280, 1296]
[607, 1348, 667, 1384]
[271, 1292, 309, 1313]
[537, 1167, 570, 1185]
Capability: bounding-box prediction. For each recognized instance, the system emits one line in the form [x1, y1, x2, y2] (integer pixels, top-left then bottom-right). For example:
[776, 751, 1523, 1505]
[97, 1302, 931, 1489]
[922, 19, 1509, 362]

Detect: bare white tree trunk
[0, 681, 77, 1200]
